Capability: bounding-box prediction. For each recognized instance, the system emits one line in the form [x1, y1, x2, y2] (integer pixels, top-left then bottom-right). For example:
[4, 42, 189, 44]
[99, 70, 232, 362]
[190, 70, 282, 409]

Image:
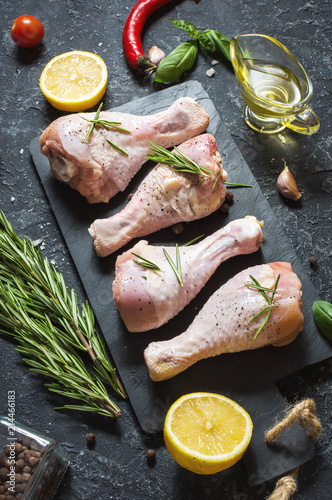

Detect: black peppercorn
[86, 433, 96, 445]
[225, 192, 234, 204]
[0, 468, 8, 482]
[309, 256, 318, 267]
[145, 449, 155, 462]
[172, 223, 184, 235]
[220, 203, 229, 213]
[15, 459, 26, 473]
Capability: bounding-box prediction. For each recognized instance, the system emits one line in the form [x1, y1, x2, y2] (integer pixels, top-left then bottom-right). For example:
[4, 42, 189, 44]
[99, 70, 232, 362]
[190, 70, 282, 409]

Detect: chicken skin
[39, 97, 209, 203]
[144, 262, 304, 381]
[89, 133, 227, 257]
[113, 217, 264, 332]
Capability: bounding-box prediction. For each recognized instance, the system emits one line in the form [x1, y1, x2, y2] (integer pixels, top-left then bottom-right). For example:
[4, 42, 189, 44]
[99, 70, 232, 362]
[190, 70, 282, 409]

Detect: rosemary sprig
[83, 102, 103, 142]
[105, 138, 128, 157]
[245, 273, 281, 339]
[146, 143, 253, 189]
[213, 175, 253, 191]
[0, 211, 126, 417]
[163, 245, 183, 286]
[212, 171, 221, 190]
[145, 142, 214, 177]
[131, 252, 163, 272]
[82, 102, 130, 156]
[224, 182, 253, 188]
[83, 118, 131, 134]
[182, 234, 205, 246]
[132, 235, 204, 281]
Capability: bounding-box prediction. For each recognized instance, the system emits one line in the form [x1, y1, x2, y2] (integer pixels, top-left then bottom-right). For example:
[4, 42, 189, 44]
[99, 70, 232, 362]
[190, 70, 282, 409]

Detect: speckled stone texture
[0, 1, 331, 499]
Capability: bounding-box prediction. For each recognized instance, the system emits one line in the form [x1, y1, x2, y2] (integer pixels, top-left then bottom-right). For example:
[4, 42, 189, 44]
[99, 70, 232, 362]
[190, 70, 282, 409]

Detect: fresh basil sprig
[154, 19, 230, 84]
[154, 40, 198, 84]
[171, 19, 200, 38]
[170, 19, 231, 61]
[312, 300, 332, 341]
[198, 29, 231, 61]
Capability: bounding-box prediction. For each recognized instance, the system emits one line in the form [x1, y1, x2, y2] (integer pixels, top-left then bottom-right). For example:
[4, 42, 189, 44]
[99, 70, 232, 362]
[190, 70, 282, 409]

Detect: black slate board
[30, 81, 332, 485]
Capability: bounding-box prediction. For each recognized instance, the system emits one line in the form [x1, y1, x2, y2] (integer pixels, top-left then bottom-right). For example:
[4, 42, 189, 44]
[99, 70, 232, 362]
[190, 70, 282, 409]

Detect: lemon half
[164, 392, 253, 475]
[39, 50, 108, 112]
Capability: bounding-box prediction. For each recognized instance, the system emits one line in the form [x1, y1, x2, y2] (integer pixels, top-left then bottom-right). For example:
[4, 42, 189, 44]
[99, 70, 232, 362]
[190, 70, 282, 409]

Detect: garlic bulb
[277, 163, 302, 201]
[148, 46, 165, 66]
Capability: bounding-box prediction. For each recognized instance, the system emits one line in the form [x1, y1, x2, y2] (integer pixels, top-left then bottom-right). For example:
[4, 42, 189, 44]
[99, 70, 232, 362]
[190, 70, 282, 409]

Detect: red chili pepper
[123, 0, 200, 72]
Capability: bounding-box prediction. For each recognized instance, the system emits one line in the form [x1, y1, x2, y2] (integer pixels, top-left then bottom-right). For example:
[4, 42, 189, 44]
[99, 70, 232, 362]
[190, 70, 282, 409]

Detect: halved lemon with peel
[39, 50, 108, 112]
[164, 392, 253, 475]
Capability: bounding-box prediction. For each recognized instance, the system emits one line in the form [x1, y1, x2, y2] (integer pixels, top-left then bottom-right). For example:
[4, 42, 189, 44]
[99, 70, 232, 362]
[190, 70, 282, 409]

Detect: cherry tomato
[11, 15, 44, 48]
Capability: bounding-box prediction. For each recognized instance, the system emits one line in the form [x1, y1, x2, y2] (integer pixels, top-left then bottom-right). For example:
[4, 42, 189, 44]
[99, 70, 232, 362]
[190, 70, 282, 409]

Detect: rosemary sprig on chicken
[163, 245, 183, 286]
[245, 273, 281, 339]
[82, 102, 130, 155]
[146, 142, 215, 178]
[131, 252, 163, 272]
[146, 142, 253, 188]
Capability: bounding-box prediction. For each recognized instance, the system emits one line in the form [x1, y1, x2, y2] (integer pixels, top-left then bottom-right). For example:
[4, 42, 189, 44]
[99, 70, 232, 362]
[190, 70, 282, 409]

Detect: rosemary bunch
[0, 211, 126, 417]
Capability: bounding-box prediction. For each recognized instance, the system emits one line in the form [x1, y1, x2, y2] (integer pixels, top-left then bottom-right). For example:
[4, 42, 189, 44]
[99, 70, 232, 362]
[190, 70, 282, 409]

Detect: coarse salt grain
[32, 239, 43, 247]
[206, 68, 215, 77]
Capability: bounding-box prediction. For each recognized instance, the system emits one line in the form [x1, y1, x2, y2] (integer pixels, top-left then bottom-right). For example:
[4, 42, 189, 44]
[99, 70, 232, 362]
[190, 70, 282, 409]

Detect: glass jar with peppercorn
[0, 417, 69, 500]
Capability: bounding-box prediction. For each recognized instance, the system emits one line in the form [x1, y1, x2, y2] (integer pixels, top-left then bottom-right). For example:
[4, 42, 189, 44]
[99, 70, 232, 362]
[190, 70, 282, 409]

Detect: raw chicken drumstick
[89, 133, 227, 257]
[39, 97, 209, 203]
[113, 217, 264, 332]
[144, 262, 304, 381]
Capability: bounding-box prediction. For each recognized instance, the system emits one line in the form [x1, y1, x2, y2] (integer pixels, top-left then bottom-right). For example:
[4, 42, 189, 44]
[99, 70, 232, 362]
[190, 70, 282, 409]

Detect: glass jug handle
[281, 108, 320, 135]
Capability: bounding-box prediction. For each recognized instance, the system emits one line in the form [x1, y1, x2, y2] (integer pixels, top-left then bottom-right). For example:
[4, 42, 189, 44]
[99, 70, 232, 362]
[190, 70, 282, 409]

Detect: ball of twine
[265, 398, 322, 500]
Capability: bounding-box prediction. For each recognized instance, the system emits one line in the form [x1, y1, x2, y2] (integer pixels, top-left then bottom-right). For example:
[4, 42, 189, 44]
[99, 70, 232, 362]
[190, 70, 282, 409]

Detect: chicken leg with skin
[113, 217, 264, 332]
[89, 133, 227, 257]
[39, 97, 210, 203]
[144, 262, 304, 382]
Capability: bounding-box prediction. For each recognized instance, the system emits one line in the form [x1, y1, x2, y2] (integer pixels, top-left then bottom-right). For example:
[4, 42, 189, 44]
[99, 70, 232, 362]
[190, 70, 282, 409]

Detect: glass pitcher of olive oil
[230, 34, 320, 135]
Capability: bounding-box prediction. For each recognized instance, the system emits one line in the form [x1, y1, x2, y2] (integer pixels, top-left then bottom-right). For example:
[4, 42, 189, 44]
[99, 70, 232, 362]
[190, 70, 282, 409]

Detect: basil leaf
[154, 40, 198, 84]
[198, 29, 231, 61]
[170, 18, 200, 38]
[313, 300, 332, 341]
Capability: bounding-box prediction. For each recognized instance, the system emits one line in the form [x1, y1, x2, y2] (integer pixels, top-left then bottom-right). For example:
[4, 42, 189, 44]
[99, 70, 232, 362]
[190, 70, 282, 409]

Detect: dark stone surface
[0, 1, 331, 499]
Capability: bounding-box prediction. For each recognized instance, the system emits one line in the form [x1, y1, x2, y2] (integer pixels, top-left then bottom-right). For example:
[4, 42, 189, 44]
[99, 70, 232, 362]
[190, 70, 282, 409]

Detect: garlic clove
[148, 46, 165, 66]
[277, 163, 302, 201]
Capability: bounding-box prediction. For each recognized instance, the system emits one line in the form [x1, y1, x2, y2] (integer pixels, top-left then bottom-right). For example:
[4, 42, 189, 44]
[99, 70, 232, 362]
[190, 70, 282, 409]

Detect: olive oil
[230, 34, 320, 134]
[242, 60, 302, 117]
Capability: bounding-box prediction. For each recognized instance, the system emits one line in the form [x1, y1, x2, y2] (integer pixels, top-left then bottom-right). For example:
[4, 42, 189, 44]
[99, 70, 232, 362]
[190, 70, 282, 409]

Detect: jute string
[264, 398, 322, 500]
